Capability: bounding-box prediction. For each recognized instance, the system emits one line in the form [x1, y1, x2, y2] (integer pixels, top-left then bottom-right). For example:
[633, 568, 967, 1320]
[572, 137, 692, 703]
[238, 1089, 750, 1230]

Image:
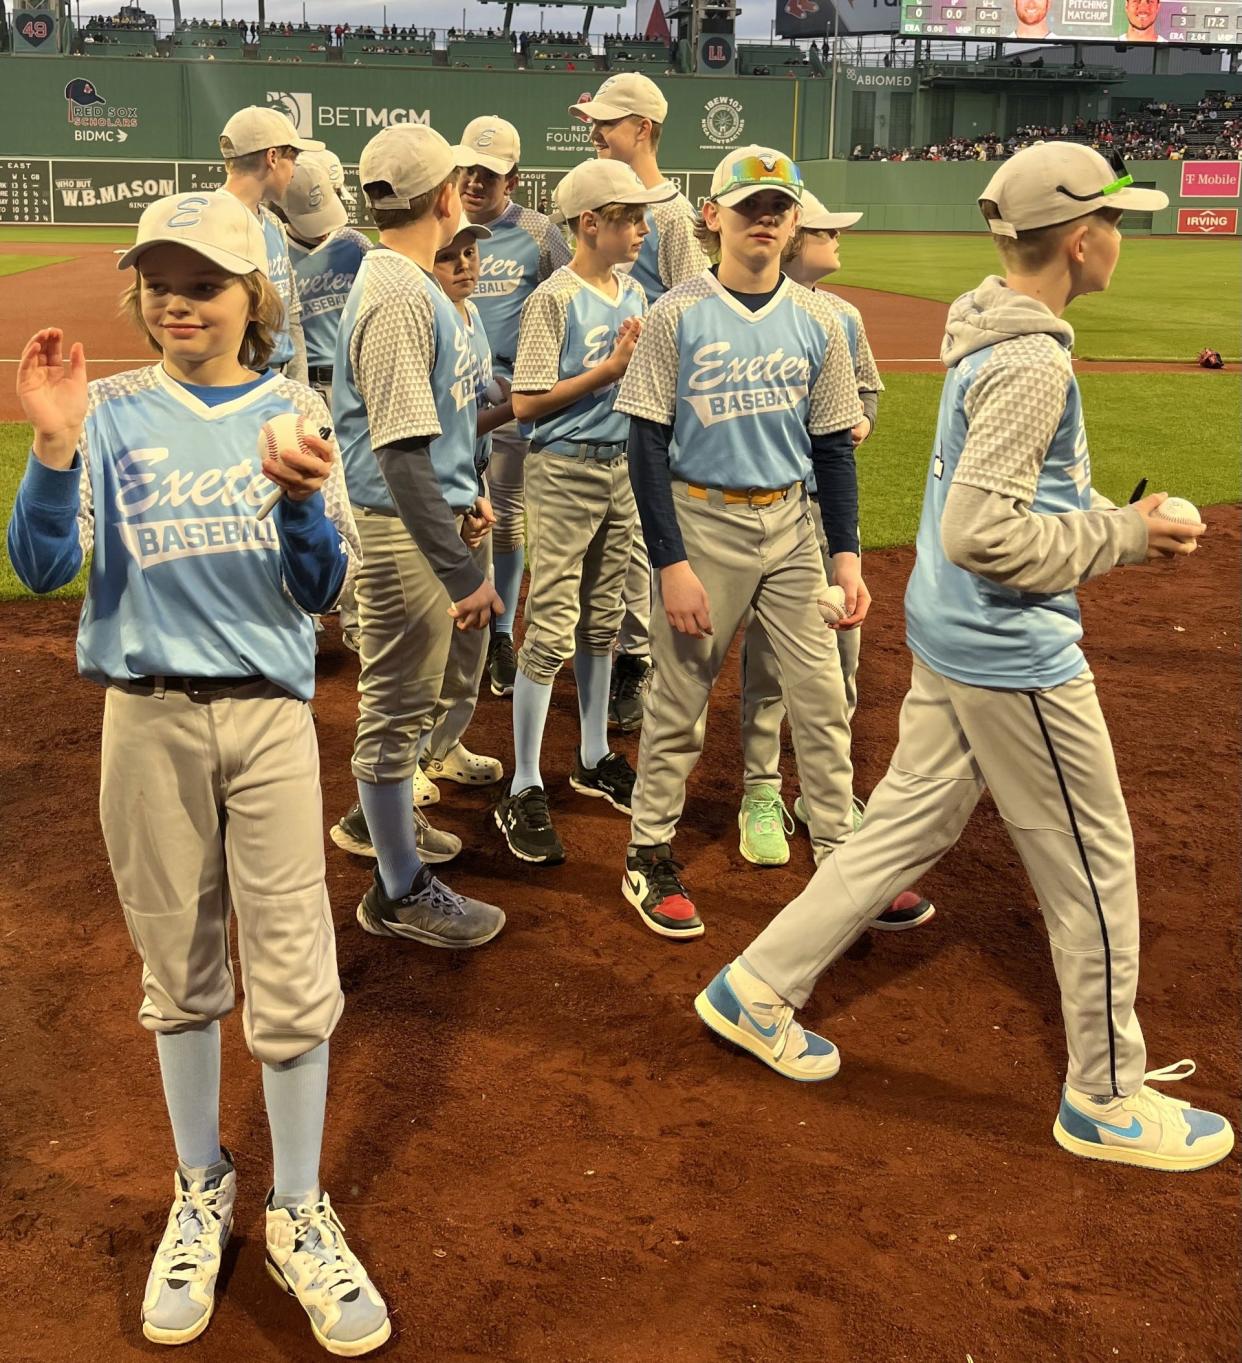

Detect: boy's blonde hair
[367, 171, 458, 231]
[123, 271, 284, 371]
[980, 201, 1123, 270]
[567, 200, 648, 238]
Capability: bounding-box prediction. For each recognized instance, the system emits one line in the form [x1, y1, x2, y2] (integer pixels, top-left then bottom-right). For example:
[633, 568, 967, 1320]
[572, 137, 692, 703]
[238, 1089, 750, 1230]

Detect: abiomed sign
[1179, 161, 1241, 198]
[1176, 207, 1237, 234]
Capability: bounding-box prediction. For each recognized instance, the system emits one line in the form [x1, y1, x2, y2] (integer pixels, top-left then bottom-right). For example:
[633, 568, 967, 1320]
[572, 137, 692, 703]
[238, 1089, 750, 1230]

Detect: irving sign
[1176, 207, 1238, 235]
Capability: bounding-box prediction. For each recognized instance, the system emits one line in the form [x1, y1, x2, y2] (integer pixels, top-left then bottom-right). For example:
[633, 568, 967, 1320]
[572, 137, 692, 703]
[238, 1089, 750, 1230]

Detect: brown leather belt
[115, 675, 286, 701]
[683, 482, 799, 508]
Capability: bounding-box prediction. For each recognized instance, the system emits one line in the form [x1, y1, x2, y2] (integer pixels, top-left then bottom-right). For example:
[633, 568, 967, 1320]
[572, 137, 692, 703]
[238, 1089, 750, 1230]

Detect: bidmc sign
[1176, 207, 1238, 235]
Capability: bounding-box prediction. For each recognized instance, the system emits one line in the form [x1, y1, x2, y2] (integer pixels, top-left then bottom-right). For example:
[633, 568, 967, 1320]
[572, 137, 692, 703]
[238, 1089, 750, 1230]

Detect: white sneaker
[423, 743, 503, 786]
[412, 764, 439, 807]
[265, 1191, 391, 1356]
[1053, 1060, 1236, 1172]
[694, 959, 840, 1082]
[141, 1153, 236, 1345]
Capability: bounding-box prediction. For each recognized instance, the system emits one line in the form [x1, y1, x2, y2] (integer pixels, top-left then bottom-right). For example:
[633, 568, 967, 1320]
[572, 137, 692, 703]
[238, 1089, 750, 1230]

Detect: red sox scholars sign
[1176, 207, 1238, 235]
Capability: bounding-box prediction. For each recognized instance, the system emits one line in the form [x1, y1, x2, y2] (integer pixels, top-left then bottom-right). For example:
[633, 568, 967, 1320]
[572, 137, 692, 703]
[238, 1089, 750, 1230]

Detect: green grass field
[2, 370, 1236, 601]
[0, 253, 71, 277]
[834, 235, 1241, 363]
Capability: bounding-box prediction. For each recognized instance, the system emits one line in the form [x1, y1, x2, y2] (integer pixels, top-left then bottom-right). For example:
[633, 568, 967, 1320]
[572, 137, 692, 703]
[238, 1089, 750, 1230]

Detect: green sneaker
[793, 793, 866, 833]
[738, 785, 795, 866]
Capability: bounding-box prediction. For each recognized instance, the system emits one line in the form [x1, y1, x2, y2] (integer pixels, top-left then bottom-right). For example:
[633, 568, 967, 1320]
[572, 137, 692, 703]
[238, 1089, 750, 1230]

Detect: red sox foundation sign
[1176, 207, 1238, 235]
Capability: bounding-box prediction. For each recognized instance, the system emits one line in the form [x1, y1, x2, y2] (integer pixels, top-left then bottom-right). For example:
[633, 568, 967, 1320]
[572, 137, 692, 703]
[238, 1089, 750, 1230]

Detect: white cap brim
[117, 239, 261, 274]
[571, 97, 632, 122]
[452, 213, 492, 240]
[289, 133, 326, 153]
[1108, 185, 1169, 213]
[549, 181, 675, 225]
[458, 149, 518, 175]
[714, 183, 802, 210]
[287, 197, 348, 239]
[804, 209, 862, 230]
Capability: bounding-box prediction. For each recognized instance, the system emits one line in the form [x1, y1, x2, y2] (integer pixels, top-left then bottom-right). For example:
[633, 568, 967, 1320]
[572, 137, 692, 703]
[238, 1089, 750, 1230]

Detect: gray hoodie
[938, 276, 1148, 597]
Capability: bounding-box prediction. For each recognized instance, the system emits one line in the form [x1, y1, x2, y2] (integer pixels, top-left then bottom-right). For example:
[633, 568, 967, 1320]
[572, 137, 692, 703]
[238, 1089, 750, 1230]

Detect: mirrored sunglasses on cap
[714, 154, 803, 203]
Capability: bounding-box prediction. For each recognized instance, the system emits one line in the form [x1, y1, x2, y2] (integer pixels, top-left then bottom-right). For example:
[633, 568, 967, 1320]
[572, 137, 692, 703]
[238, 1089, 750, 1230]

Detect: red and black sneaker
[872, 890, 935, 932]
[622, 844, 703, 939]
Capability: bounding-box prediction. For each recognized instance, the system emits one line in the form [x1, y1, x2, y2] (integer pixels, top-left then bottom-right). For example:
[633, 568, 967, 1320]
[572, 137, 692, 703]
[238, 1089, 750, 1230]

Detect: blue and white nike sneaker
[1053, 1060, 1235, 1173]
[695, 959, 840, 1082]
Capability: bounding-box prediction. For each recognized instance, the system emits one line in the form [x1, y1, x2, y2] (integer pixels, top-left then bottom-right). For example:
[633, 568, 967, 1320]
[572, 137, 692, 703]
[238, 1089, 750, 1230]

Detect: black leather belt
[308, 366, 333, 386]
[119, 675, 276, 700]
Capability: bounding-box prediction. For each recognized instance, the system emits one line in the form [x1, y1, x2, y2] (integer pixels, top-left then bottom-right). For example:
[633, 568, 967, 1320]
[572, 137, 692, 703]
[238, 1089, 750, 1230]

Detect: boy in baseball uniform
[419, 212, 511, 791]
[616, 147, 865, 940]
[696, 144, 1235, 1175]
[9, 192, 391, 1352]
[330, 124, 506, 947]
[577, 73, 710, 730]
[457, 115, 572, 698]
[495, 160, 669, 864]
[219, 105, 317, 384]
[732, 191, 935, 930]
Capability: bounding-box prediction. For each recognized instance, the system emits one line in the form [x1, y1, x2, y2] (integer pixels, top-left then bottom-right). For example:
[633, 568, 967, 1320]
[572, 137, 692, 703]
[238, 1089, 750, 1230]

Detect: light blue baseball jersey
[472, 200, 572, 378]
[615, 271, 862, 488]
[804, 287, 883, 495]
[257, 202, 300, 370]
[6, 366, 359, 700]
[333, 248, 479, 512]
[905, 329, 1090, 690]
[462, 298, 494, 474]
[288, 226, 372, 369]
[512, 266, 647, 451]
[623, 188, 707, 307]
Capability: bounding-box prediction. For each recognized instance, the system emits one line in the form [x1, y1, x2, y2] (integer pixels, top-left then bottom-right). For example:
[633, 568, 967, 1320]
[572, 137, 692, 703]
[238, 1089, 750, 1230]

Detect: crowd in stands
[85, 6, 156, 29]
[854, 98, 1242, 163]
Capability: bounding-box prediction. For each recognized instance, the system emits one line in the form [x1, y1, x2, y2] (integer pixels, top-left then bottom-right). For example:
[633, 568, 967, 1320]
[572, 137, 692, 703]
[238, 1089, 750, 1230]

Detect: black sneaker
[621, 843, 703, 939]
[494, 785, 565, 864]
[609, 654, 650, 732]
[488, 633, 517, 697]
[569, 751, 637, 814]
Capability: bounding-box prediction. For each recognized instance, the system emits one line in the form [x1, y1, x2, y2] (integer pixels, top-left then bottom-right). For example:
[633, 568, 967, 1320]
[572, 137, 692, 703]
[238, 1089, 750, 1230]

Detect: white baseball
[257, 412, 312, 469]
[817, 585, 847, 625]
[484, 376, 511, 405]
[1157, 496, 1202, 526]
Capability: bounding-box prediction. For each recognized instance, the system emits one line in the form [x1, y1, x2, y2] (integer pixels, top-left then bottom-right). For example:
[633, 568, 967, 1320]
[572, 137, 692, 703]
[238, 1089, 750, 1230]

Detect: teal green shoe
[738, 785, 795, 866]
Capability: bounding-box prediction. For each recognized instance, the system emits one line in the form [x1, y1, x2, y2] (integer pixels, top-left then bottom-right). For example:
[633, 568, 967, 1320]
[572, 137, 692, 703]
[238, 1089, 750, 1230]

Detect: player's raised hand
[448, 578, 503, 632]
[261, 431, 334, 502]
[660, 561, 713, 638]
[831, 553, 871, 629]
[1134, 492, 1204, 559]
[18, 329, 88, 470]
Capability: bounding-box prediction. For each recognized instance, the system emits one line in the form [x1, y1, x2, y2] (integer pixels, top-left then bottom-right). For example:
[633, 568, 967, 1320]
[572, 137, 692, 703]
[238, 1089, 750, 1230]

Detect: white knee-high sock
[510, 671, 554, 794]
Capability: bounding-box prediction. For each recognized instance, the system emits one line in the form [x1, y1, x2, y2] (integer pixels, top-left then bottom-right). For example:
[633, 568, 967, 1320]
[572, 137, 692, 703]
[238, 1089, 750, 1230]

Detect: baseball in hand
[817, 586, 847, 625]
[484, 377, 511, 405]
[257, 412, 313, 470]
[1158, 496, 1202, 525]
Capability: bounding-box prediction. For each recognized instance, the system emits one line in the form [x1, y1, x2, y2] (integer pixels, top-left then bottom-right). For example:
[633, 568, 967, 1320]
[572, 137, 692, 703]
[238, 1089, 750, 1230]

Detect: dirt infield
[3, 509, 1238, 1363]
[0, 246, 1200, 419]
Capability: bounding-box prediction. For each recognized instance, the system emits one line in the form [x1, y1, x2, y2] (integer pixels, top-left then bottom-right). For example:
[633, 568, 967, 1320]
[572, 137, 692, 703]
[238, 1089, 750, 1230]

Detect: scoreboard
[900, 0, 1242, 42]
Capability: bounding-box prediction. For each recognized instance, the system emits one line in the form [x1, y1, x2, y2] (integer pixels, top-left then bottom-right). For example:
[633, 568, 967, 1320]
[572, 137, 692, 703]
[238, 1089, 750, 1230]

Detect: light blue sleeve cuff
[23, 450, 82, 506]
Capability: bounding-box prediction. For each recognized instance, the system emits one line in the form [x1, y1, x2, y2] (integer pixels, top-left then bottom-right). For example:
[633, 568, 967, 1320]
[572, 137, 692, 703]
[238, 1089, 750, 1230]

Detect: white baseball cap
[550, 160, 676, 224]
[117, 192, 269, 275]
[282, 160, 348, 238]
[709, 146, 804, 209]
[446, 211, 493, 242]
[572, 73, 668, 124]
[799, 190, 862, 231]
[458, 116, 521, 175]
[980, 141, 1168, 237]
[359, 125, 465, 209]
[219, 105, 324, 157]
[301, 147, 345, 190]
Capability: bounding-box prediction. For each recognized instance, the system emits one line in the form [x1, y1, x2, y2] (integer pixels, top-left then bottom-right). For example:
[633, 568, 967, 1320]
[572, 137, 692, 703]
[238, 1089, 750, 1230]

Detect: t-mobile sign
[1180, 162, 1241, 199]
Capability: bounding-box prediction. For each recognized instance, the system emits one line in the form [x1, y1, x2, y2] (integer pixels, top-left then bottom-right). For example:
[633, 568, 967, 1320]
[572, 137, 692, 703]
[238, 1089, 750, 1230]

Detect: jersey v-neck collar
[706, 270, 789, 324]
[155, 364, 282, 420]
[566, 265, 624, 307]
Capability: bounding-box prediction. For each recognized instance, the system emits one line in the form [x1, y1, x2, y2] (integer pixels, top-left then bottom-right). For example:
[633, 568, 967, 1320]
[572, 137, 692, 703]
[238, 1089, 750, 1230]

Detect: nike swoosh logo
[1081, 1110, 1143, 1139]
[729, 981, 780, 1038]
[625, 873, 644, 896]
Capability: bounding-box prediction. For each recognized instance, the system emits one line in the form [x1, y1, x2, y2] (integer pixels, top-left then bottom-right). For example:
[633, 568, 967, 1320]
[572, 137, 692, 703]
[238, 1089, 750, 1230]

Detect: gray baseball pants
[629, 484, 855, 861]
[743, 657, 1146, 1099]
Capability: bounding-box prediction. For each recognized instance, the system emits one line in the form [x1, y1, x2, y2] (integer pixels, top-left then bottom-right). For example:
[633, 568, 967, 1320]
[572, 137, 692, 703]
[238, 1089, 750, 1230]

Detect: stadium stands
[343, 35, 438, 67]
[604, 38, 671, 74]
[446, 34, 518, 68]
[524, 39, 594, 70]
[737, 42, 809, 76]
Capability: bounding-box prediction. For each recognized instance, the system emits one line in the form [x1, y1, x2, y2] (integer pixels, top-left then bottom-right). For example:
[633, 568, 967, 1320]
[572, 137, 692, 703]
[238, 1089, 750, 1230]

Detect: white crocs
[423, 743, 503, 786]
